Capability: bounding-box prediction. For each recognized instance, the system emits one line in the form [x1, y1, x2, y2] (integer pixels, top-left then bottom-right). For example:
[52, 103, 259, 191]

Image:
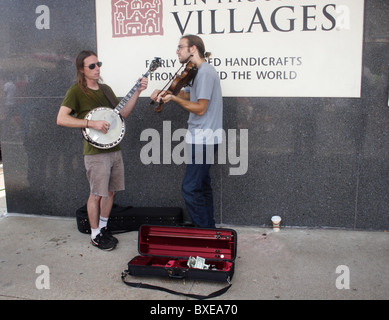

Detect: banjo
[82, 57, 161, 149]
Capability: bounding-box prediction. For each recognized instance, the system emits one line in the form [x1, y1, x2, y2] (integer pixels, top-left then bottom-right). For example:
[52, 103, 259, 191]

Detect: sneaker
[100, 227, 119, 245]
[91, 232, 117, 251]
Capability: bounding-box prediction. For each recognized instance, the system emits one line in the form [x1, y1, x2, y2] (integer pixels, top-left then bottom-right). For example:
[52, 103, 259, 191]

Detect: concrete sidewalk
[0, 213, 387, 300]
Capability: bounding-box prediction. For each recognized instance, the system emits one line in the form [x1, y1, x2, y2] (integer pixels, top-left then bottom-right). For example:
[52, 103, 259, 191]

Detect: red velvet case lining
[131, 225, 236, 272]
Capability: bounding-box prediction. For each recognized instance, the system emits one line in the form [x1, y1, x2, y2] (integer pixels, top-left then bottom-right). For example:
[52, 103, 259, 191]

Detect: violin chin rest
[154, 105, 163, 113]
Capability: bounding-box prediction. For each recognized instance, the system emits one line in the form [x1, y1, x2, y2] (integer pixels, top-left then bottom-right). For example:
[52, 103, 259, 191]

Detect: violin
[152, 59, 198, 112]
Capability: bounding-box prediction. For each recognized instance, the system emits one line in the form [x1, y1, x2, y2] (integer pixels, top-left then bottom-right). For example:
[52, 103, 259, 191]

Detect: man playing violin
[151, 35, 223, 228]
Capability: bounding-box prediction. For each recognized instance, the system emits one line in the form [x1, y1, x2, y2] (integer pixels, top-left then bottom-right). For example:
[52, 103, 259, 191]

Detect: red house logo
[112, 0, 163, 37]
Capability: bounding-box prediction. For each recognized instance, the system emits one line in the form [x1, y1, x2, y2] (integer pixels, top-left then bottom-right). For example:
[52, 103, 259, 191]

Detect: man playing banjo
[57, 50, 148, 250]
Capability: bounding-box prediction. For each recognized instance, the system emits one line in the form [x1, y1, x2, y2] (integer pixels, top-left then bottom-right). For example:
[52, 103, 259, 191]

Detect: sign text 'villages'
[96, 0, 364, 97]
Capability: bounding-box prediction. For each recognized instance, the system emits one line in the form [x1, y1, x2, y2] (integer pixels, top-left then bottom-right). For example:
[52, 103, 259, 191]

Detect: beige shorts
[84, 151, 125, 197]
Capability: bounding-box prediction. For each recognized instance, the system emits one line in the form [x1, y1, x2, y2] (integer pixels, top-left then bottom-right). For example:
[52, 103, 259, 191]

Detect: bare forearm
[57, 106, 109, 134]
[120, 77, 148, 119]
[170, 95, 208, 116]
[120, 90, 141, 119]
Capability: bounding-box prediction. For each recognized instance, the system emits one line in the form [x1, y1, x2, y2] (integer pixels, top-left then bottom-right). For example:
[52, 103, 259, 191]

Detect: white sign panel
[96, 0, 364, 98]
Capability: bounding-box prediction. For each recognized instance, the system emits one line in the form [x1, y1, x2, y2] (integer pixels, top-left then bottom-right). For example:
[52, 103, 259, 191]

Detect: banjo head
[82, 107, 125, 149]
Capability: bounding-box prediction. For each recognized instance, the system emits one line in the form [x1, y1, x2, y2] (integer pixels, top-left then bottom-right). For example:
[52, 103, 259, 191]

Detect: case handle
[167, 270, 186, 279]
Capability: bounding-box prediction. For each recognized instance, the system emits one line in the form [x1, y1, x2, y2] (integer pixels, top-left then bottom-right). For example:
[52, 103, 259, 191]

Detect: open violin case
[121, 225, 237, 299]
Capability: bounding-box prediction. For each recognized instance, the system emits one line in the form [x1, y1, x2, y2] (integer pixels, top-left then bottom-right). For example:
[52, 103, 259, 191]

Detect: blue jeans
[181, 144, 218, 228]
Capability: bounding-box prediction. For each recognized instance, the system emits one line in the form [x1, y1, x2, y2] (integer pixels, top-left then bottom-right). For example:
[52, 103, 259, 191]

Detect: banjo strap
[99, 84, 117, 109]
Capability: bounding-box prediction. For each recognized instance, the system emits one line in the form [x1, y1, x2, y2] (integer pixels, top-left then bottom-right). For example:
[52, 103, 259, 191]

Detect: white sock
[99, 216, 109, 230]
[91, 228, 100, 240]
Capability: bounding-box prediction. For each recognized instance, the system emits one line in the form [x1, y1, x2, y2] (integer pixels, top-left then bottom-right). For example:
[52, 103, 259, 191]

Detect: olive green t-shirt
[61, 83, 121, 155]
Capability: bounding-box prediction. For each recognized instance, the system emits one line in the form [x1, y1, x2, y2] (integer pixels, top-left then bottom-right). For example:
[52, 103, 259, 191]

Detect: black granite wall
[0, 0, 388, 230]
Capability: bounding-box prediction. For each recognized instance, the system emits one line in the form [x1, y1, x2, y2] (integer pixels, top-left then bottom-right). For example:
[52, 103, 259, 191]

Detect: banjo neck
[114, 68, 153, 115]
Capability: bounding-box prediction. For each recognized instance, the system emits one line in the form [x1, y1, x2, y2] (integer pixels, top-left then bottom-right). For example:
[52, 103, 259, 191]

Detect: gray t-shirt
[185, 62, 223, 145]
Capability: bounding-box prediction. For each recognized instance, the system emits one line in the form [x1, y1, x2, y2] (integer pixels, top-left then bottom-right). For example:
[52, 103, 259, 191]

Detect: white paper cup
[271, 216, 282, 232]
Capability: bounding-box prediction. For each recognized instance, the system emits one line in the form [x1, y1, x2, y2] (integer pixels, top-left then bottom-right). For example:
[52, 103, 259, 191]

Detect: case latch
[166, 268, 187, 279]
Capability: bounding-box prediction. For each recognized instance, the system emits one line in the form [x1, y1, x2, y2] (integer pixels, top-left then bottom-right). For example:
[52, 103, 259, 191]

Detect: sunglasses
[87, 62, 102, 69]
